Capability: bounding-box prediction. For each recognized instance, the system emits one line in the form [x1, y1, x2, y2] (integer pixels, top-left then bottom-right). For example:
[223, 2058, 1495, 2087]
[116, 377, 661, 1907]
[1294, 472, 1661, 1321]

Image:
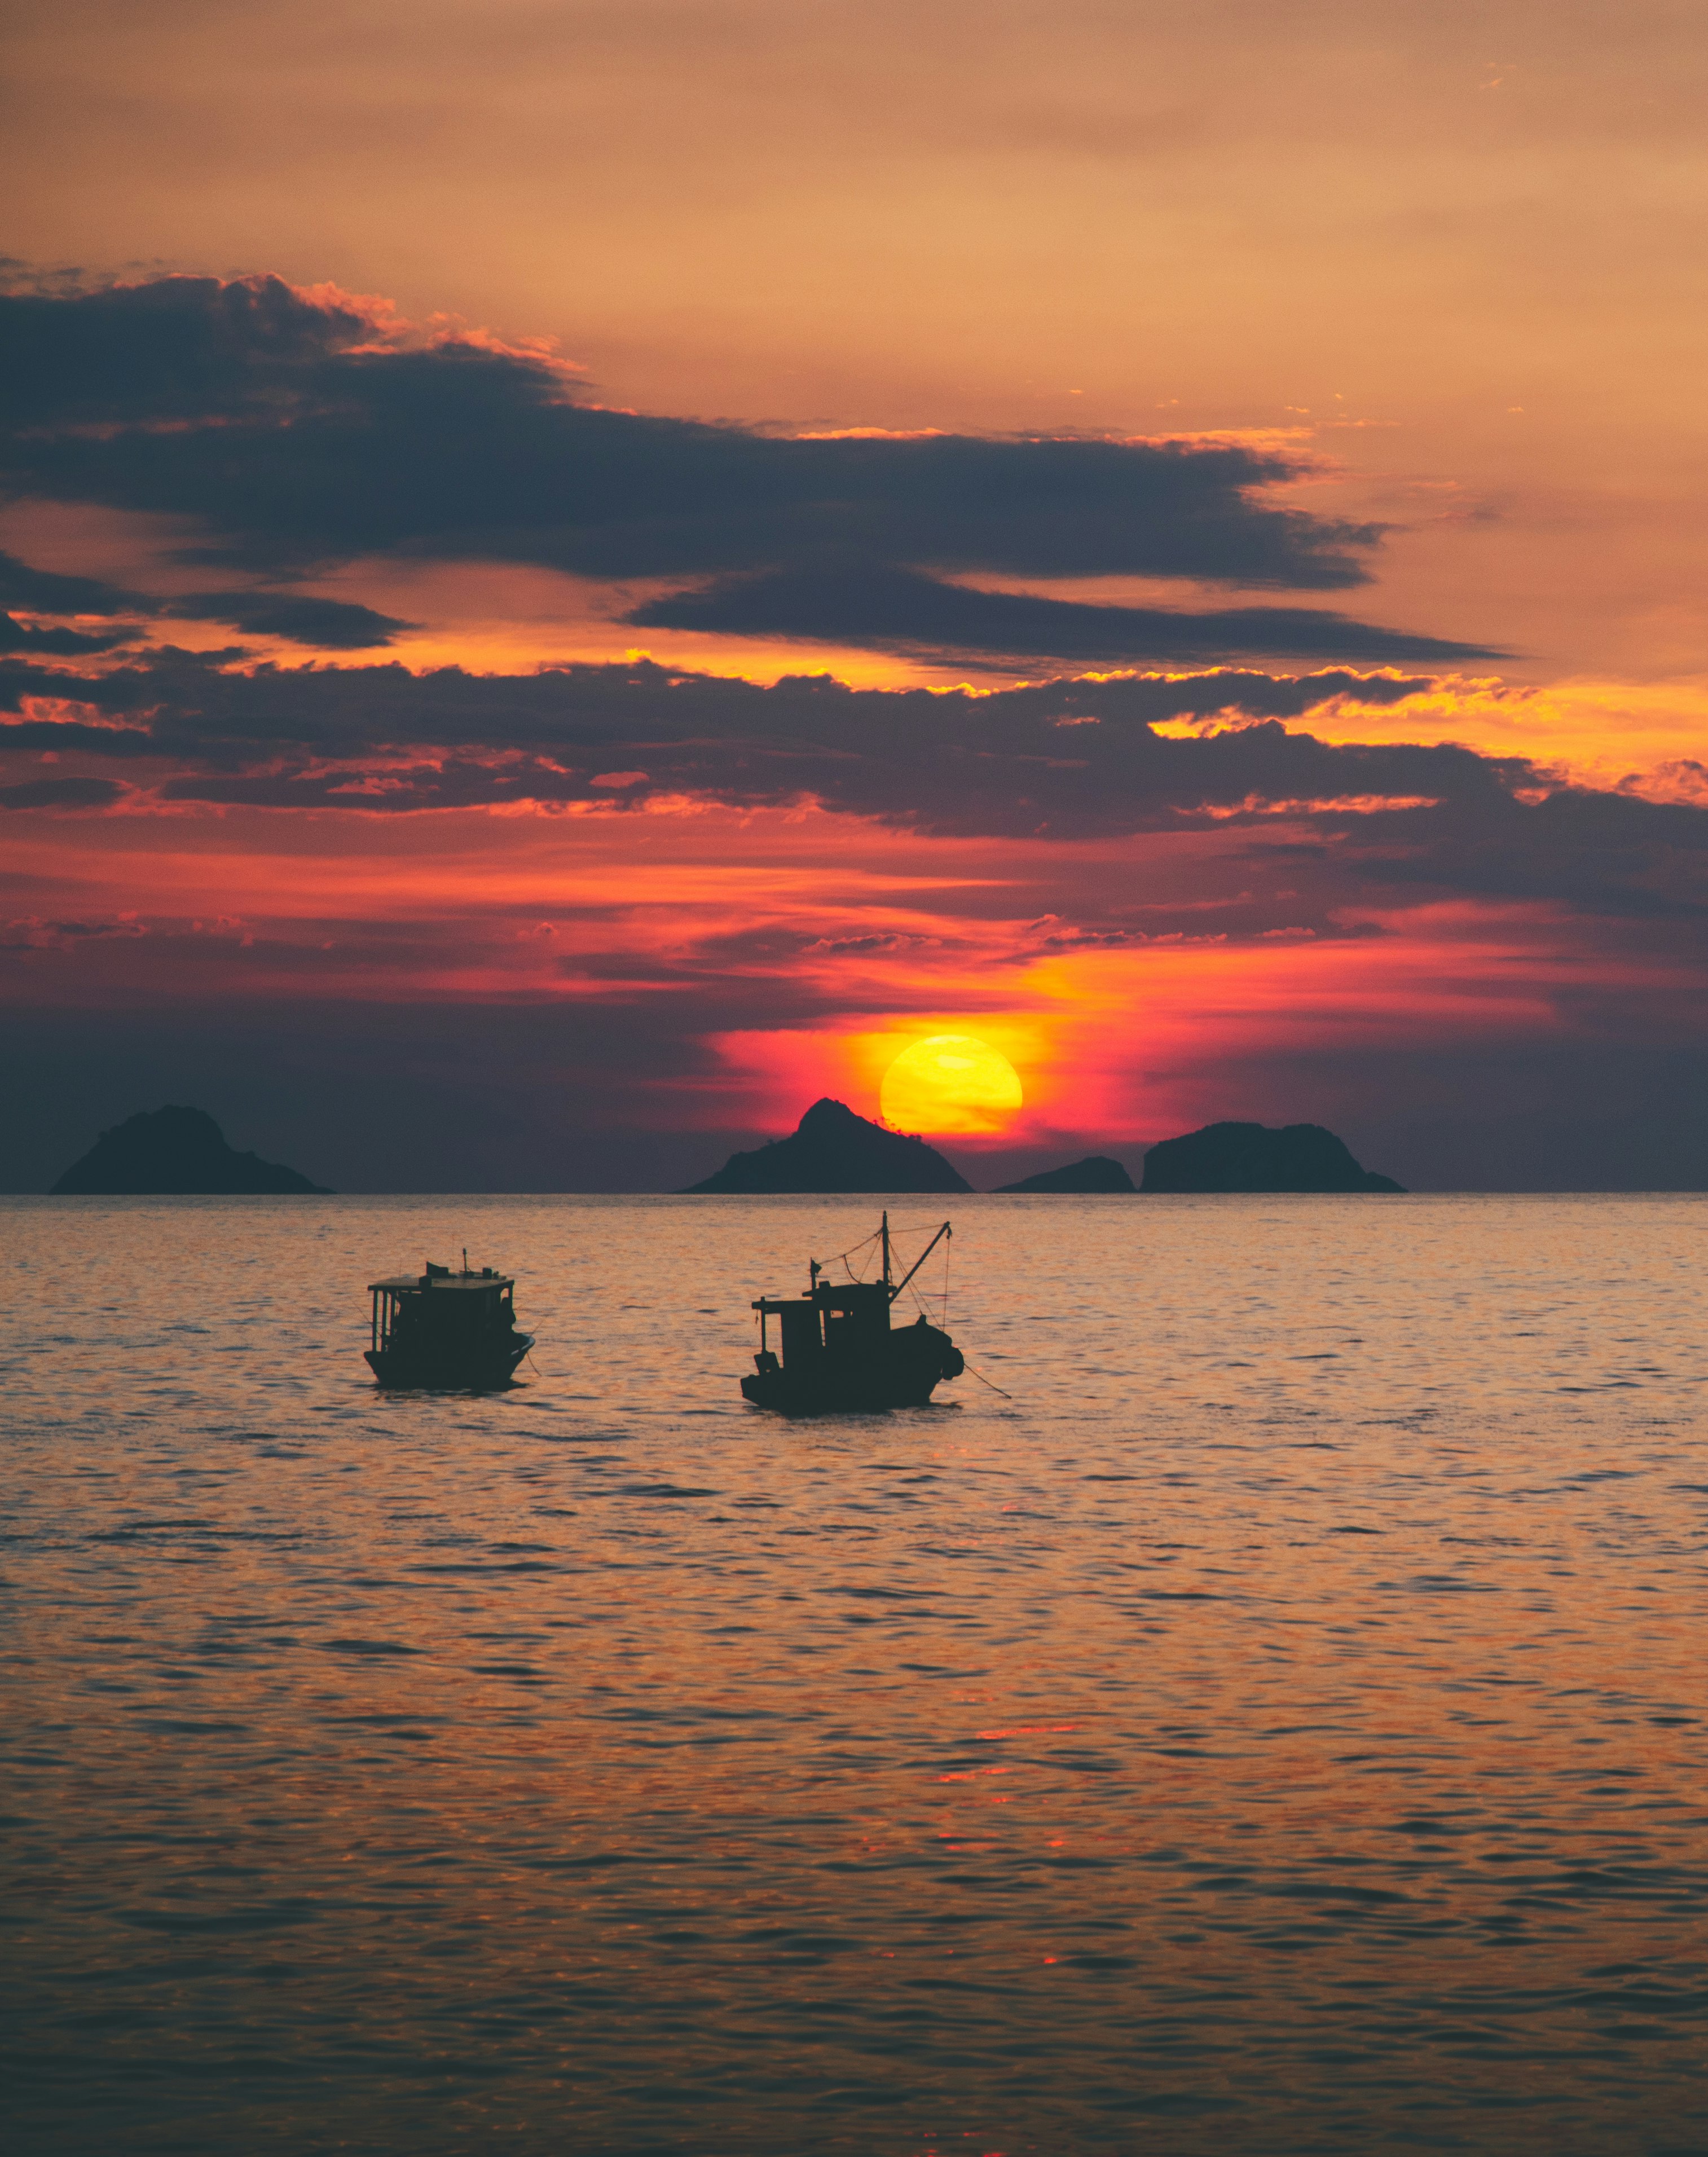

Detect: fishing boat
[743, 1212, 965, 1412]
[365, 1256, 534, 1388]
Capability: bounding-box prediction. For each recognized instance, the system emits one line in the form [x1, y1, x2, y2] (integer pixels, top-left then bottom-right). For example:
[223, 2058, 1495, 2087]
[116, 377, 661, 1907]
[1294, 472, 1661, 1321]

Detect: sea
[3, 1192, 1705, 2156]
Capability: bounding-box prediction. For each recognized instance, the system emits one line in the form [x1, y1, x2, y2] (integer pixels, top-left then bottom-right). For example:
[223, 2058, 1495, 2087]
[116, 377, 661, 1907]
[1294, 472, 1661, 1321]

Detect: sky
[3, 0, 1706, 1191]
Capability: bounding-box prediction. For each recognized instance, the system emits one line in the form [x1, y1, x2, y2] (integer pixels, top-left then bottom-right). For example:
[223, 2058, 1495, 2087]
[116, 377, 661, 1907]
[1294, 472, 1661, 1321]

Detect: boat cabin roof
[752, 1280, 889, 1315]
[368, 1269, 514, 1294]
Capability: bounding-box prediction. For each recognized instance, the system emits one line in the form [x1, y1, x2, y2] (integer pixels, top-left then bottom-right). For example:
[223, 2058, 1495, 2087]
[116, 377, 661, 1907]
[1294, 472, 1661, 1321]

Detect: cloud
[0, 774, 126, 809]
[1, 272, 382, 430]
[4, 647, 1706, 919]
[627, 561, 1495, 663]
[0, 271, 1477, 663]
[0, 549, 143, 617]
[0, 551, 406, 650]
[0, 614, 136, 656]
[2, 913, 146, 945]
[1335, 786, 1708, 919]
[5, 651, 1472, 829]
[161, 592, 413, 648]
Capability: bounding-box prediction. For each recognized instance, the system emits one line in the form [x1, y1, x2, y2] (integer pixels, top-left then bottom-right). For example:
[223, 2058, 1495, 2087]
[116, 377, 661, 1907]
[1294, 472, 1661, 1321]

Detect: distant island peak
[994, 1155, 1137, 1194]
[1140, 1120, 1403, 1194]
[50, 1104, 332, 1195]
[684, 1098, 971, 1194]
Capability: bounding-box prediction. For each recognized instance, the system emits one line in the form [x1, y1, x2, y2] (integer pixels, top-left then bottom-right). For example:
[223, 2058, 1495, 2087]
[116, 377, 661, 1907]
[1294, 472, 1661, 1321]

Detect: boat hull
[366, 1332, 534, 1390]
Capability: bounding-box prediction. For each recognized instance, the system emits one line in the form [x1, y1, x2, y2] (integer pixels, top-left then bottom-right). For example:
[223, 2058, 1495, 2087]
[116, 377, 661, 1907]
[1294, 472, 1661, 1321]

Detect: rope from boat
[962, 1359, 1013, 1401]
[831, 1226, 879, 1274]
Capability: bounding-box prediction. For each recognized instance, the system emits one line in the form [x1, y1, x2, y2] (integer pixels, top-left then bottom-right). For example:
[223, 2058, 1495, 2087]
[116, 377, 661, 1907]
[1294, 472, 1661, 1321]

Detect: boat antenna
[881, 1210, 891, 1291]
[463, 1246, 468, 1276]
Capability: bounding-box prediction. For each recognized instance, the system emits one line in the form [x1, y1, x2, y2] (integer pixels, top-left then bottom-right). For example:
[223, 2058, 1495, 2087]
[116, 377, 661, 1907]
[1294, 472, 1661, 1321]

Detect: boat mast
[887, 1220, 951, 1304]
[881, 1210, 891, 1291]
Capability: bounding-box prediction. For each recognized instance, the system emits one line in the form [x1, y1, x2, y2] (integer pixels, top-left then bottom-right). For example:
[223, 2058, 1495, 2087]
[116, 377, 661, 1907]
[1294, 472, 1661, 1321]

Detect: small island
[684, 1098, 971, 1194]
[50, 1105, 332, 1195]
[994, 1155, 1136, 1194]
[1139, 1120, 1403, 1194]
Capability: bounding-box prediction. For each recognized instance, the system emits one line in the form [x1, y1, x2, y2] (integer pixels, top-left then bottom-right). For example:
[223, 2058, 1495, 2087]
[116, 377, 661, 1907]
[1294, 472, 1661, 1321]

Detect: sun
[880, 1033, 1024, 1135]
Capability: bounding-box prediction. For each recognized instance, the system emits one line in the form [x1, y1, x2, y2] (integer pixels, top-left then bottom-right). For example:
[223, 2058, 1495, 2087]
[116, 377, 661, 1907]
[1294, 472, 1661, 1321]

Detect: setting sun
[879, 1033, 1024, 1135]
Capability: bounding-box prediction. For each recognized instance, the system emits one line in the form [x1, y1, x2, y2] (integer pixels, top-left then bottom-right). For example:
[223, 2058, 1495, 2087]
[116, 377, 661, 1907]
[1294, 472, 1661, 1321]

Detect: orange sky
[8, 0, 1708, 683]
[2, 1, 1706, 1188]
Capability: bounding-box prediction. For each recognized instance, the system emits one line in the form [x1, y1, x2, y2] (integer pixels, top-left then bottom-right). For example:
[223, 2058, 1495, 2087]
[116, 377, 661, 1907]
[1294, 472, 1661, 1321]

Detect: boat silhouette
[743, 1212, 965, 1412]
[366, 1256, 534, 1388]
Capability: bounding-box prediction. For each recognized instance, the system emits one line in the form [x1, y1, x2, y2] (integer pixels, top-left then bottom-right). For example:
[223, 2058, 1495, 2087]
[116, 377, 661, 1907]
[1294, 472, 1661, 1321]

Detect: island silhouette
[684, 1098, 971, 1193]
[996, 1155, 1137, 1194]
[51, 1099, 1401, 1196]
[50, 1106, 332, 1195]
[686, 1104, 1403, 1194]
[1140, 1121, 1403, 1193]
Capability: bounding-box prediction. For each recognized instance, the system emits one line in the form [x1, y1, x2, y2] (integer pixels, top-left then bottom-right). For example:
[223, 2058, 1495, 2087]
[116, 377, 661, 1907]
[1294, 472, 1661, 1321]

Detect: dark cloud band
[0, 551, 410, 651]
[2, 650, 1465, 833]
[627, 562, 1494, 663]
[0, 272, 1474, 665]
[4, 648, 1705, 921]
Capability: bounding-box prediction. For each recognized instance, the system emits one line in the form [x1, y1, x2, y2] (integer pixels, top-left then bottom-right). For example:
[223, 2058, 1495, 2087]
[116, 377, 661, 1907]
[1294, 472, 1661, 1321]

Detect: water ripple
[2, 1191, 1705, 2155]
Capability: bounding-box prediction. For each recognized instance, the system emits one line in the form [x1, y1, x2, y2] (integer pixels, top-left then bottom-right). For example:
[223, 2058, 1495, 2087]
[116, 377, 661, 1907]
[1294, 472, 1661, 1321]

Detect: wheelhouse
[753, 1276, 893, 1370]
[368, 1262, 517, 1357]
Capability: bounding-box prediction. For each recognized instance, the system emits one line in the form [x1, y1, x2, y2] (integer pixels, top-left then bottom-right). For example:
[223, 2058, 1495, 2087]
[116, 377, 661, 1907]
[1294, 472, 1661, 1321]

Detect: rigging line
[962, 1359, 1014, 1401]
[900, 1234, 949, 1326]
[905, 1265, 947, 1328]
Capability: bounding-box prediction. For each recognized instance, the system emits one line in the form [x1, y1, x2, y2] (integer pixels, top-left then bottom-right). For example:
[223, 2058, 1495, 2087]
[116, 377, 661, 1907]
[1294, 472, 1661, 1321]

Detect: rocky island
[1139, 1121, 1403, 1194]
[684, 1098, 971, 1194]
[50, 1105, 332, 1195]
[994, 1155, 1136, 1194]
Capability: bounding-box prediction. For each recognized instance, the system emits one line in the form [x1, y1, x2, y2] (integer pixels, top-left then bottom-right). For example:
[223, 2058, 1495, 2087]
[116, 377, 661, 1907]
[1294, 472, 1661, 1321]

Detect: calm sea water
[3, 1194, 1706, 2156]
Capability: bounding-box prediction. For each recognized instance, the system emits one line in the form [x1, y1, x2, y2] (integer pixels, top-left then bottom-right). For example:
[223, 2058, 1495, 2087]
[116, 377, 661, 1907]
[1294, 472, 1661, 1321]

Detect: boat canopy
[367, 1268, 514, 1293]
[367, 1264, 521, 1364]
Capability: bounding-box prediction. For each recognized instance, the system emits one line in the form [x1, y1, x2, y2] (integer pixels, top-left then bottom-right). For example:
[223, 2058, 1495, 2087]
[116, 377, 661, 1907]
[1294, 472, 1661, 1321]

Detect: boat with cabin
[366, 1256, 534, 1388]
[743, 1212, 965, 1412]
